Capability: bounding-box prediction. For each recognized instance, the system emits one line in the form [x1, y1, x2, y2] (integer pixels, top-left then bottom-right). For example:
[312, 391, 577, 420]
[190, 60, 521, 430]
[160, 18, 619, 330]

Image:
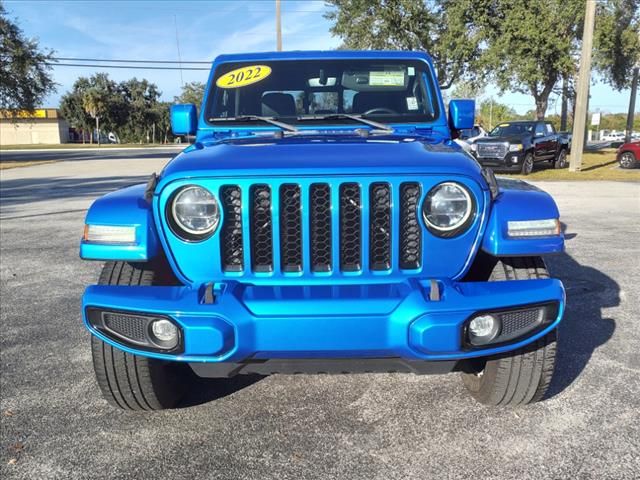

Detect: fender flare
[481, 178, 564, 256]
[80, 183, 160, 262]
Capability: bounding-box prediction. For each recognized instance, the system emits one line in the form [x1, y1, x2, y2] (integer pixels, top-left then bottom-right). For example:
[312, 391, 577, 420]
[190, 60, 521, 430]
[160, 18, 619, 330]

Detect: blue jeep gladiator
[80, 51, 565, 410]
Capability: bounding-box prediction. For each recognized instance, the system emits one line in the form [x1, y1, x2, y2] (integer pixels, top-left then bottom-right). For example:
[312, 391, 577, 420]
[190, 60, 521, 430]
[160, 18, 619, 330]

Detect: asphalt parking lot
[1, 154, 639, 480]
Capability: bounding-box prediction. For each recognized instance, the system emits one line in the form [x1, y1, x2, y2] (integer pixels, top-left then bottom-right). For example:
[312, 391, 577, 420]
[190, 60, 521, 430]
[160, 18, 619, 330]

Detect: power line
[52, 57, 210, 64]
[45, 62, 209, 71]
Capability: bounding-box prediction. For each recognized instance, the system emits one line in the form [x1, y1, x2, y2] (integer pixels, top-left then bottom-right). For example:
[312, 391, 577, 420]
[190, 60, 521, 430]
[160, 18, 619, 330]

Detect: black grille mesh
[250, 185, 273, 272]
[499, 309, 542, 337]
[220, 186, 244, 272]
[399, 182, 422, 269]
[103, 313, 147, 342]
[339, 183, 362, 271]
[369, 183, 391, 270]
[310, 183, 332, 272]
[279, 184, 303, 272]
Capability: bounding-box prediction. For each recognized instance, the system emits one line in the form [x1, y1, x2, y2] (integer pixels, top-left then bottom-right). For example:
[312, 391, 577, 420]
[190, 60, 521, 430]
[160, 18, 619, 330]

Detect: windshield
[489, 122, 535, 137]
[205, 59, 440, 127]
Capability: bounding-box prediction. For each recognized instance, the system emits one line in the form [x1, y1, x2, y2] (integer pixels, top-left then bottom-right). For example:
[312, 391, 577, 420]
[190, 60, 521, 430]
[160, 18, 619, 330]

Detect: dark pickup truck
[470, 120, 570, 174]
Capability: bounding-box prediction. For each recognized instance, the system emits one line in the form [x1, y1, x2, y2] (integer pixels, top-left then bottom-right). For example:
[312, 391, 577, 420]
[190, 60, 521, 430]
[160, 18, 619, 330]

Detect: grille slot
[339, 183, 362, 271]
[369, 183, 391, 270]
[310, 183, 332, 272]
[220, 185, 244, 272]
[249, 185, 273, 272]
[279, 184, 303, 272]
[399, 182, 422, 269]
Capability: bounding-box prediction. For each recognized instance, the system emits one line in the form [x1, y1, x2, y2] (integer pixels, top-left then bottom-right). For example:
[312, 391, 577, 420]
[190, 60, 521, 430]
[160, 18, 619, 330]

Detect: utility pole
[625, 67, 638, 143]
[569, 0, 596, 172]
[276, 0, 282, 51]
[174, 15, 184, 87]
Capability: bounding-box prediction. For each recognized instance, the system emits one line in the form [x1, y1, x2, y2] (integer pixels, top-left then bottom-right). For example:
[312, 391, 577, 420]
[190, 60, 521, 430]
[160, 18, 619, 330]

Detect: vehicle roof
[213, 50, 434, 64]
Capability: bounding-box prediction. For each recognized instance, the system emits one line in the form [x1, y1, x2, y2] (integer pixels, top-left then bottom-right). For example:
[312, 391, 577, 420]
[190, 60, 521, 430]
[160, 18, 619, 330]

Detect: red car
[617, 141, 640, 169]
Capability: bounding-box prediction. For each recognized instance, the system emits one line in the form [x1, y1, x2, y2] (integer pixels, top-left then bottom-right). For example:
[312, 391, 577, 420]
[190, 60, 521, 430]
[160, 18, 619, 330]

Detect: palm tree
[82, 88, 104, 145]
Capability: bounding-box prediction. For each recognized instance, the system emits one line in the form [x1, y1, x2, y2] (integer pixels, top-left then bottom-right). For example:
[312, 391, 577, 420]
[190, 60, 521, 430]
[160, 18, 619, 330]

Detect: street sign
[591, 112, 601, 126]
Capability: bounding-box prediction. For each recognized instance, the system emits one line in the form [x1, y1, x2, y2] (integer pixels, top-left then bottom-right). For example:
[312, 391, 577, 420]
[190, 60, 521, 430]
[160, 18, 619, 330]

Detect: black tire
[91, 261, 191, 410]
[619, 151, 636, 169]
[461, 257, 557, 406]
[554, 149, 568, 169]
[521, 152, 534, 175]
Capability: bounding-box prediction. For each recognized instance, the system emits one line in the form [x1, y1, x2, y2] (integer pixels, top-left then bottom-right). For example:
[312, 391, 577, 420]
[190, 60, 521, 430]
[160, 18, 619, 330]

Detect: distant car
[602, 132, 625, 142]
[471, 120, 570, 174]
[617, 141, 640, 169]
[455, 124, 487, 153]
[459, 124, 487, 143]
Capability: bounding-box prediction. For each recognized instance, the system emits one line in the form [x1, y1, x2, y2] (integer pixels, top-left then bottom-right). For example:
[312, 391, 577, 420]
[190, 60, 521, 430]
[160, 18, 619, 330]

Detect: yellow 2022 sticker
[216, 65, 272, 89]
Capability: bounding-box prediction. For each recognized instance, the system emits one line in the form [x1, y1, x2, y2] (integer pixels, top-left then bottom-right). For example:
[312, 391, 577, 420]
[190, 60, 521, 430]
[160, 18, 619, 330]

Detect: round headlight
[423, 182, 474, 236]
[170, 186, 219, 239]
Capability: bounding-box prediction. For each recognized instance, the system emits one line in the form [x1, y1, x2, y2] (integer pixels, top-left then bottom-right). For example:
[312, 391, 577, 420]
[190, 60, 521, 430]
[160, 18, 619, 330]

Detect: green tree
[153, 101, 173, 144]
[59, 73, 127, 143]
[470, 0, 584, 120]
[121, 78, 162, 142]
[0, 3, 56, 113]
[59, 77, 93, 143]
[594, 0, 640, 90]
[450, 80, 485, 100]
[324, 0, 483, 88]
[476, 98, 520, 130]
[174, 81, 205, 107]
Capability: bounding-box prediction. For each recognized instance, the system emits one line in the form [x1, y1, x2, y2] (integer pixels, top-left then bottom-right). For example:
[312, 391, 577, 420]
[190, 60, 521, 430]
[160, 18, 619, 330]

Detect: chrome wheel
[521, 153, 534, 175]
[620, 152, 636, 169]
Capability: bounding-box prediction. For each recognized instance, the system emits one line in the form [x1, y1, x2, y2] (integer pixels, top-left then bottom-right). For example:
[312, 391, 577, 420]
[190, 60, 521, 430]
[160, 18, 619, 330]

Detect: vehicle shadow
[544, 225, 618, 399]
[179, 374, 264, 408]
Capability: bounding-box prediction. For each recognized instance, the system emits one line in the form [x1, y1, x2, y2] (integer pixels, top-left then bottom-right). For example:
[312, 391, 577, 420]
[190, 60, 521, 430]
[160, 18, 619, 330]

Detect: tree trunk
[534, 97, 548, 120]
[532, 79, 557, 120]
[560, 75, 568, 131]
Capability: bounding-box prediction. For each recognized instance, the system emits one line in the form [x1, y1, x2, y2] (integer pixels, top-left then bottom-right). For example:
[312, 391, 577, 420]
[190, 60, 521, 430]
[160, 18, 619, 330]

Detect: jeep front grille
[219, 181, 424, 275]
[477, 142, 508, 158]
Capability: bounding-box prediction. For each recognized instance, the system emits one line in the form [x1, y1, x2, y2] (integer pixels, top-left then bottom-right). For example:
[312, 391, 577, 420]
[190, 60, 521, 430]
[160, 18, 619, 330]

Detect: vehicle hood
[474, 135, 528, 144]
[158, 133, 485, 188]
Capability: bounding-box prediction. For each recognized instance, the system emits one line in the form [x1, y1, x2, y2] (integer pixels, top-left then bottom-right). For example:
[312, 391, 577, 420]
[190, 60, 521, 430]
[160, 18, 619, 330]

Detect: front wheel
[91, 261, 192, 410]
[461, 330, 557, 406]
[521, 152, 534, 175]
[619, 151, 637, 169]
[460, 256, 557, 405]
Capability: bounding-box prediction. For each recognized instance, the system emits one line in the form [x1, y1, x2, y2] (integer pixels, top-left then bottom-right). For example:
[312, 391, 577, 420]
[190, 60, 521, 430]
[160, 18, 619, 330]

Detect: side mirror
[448, 99, 475, 130]
[170, 104, 197, 136]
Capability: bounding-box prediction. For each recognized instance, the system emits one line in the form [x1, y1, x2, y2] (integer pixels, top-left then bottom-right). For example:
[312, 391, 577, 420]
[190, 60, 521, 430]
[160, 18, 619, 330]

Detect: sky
[4, 0, 636, 116]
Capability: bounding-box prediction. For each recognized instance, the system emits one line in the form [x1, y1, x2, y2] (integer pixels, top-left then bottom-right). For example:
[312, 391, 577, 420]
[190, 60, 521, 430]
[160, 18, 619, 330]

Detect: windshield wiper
[297, 113, 393, 132]
[209, 115, 298, 132]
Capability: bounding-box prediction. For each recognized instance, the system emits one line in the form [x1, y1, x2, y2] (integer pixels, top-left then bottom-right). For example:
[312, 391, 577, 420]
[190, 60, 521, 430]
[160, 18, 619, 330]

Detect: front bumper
[474, 152, 526, 171]
[82, 278, 565, 363]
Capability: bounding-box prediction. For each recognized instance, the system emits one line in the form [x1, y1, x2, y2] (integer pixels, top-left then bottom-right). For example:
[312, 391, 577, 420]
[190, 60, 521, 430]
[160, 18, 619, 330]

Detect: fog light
[512, 156, 519, 163]
[150, 319, 178, 348]
[468, 314, 500, 345]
